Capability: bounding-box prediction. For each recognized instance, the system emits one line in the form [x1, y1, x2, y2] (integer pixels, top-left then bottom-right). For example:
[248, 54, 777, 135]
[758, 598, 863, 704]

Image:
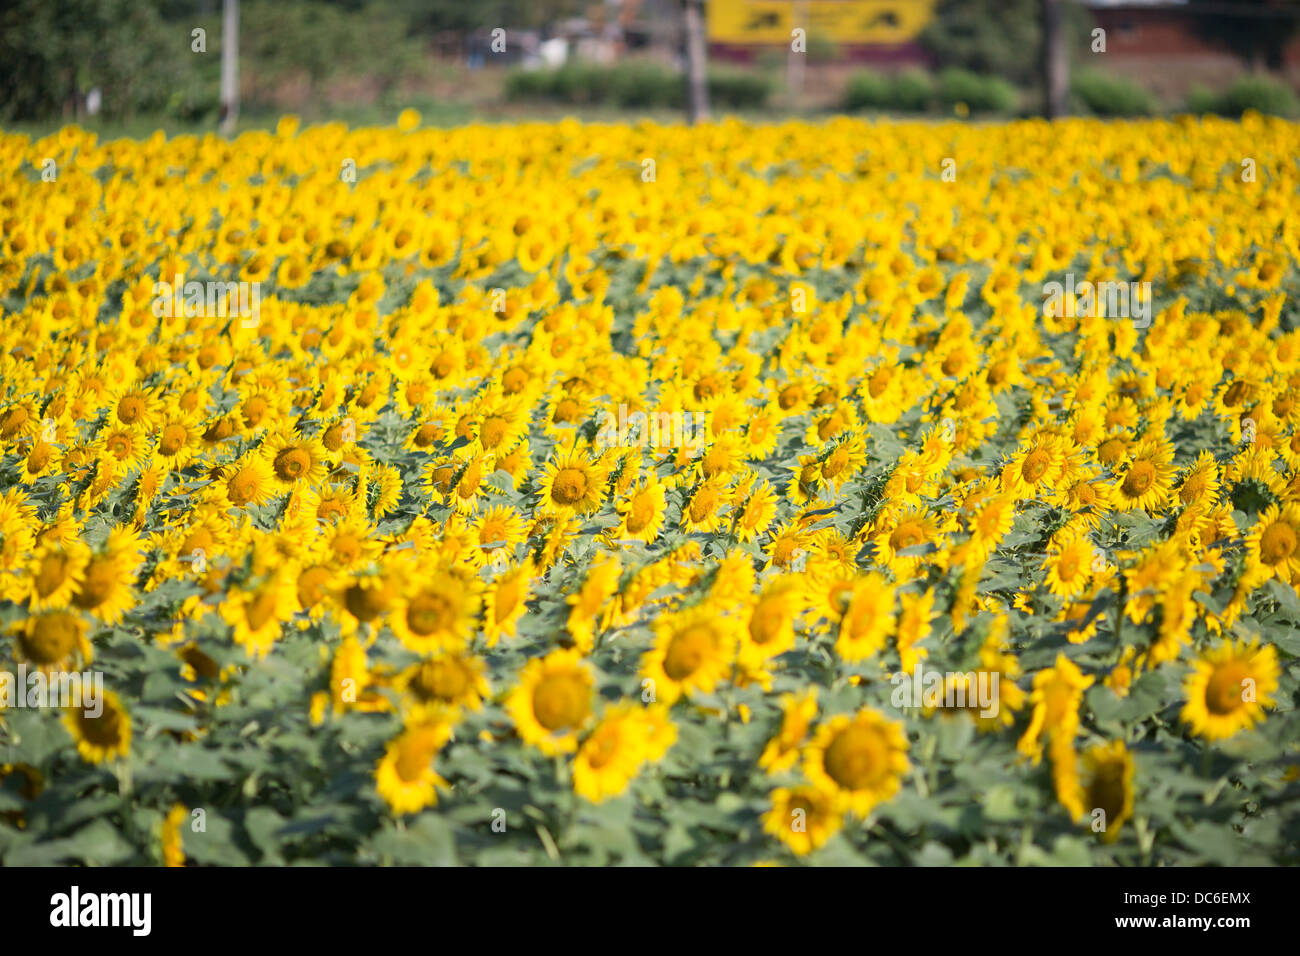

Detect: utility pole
[1041, 0, 1067, 119]
[220, 0, 239, 136]
[683, 0, 710, 124]
[788, 0, 807, 108]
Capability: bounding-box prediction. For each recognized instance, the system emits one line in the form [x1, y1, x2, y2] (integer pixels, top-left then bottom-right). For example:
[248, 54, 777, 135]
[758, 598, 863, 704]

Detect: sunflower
[26, 540, 90, 610]
[1001, 434, 1069, 502]
[681, 478, 730, 534]
[469, 504, 528, 569]
[1042, 529, 1095, 600]
[758, 689, 818, 774]
[483, 557, 535, 645]
[218, 453, 276, 509]
[1112, 441, 1176, 512]
[1018, 653, 1094, 763]
[762, 785, 843, 856]
[803, 708, 910, 817]
[614, 472, 667, 544]
[732, 476, 779, 543]
[71, 528, 141, 623]
[261, 429, 329, 488]
[106, 382, 161, 432]
[640, 604, 739, 706]
[161, 804, 189, 867]
[536, 446, 607, 516]
[400, 652, 490, 713]
[1058, 740, 1136, 843]
[12, 610, 93, 671]
[219, 572, 294, 659]
[64, 689, 131, 764]
[572, 703, 677, 803]
[1181, 639, 1279, 742]
[388, 569, 481, 654]
[566, 556, 622, 652]
[834, 573, 895, 663]
[740, 579, 804, 668]
[374, 715, 455, 815]
[1243, 503, 1300, 584]
[871, 505, 945, 577]
[506, 648, 595, 756]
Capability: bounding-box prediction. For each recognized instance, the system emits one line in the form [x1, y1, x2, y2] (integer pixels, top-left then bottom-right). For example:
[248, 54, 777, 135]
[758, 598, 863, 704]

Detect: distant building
[1081, 1, 1300, 97]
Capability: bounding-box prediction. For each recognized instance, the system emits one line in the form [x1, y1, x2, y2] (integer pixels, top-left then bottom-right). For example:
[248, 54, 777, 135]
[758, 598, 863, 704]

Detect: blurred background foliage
[1, 0, 1298, 131]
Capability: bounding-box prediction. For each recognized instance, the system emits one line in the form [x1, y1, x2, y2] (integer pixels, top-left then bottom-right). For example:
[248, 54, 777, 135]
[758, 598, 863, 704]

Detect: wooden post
[220, 0, 239, 136]
[1041, 0, 1067, 119]
[683, 0, 710, 124]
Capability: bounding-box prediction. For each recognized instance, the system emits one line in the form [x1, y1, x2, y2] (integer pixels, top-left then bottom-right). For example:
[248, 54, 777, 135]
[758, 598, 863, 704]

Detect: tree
[1191, 0, 1300, 72]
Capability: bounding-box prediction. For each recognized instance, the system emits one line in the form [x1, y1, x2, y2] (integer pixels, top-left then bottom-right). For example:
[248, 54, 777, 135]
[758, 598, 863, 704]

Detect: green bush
[890, 69, 936, 112]
[708, 69, 773, 109]
[1071, 71, 1156, 117]
[1216, 74, 1299, 118]
[506, 62, 771, 111]
[844, 70, 893, 111]
[1184, 85, 1220, 115]
[936, 68, 1017, 113]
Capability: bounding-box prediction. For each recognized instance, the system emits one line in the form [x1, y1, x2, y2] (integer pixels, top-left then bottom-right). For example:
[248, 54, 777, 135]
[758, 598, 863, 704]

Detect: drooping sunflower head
[64, 690, 131, 764]
[1080, 740, 1135, 843]
[14, 610, 91, 671]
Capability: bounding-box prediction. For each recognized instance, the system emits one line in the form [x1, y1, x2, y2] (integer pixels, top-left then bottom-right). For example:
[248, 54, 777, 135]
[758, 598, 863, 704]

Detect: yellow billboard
[707, 0, 936, 45]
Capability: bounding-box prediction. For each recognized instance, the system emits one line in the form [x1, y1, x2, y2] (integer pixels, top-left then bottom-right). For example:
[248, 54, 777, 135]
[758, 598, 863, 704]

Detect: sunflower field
[1, 112, 1299, 866]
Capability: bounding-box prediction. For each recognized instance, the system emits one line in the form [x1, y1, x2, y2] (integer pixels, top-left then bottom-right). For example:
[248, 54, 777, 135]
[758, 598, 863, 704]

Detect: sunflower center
[274, 447, 312, 481]
[1206, 662, 1251, 716]
[117, 395, 144, 424]
[344, 582, 392, 622]
[77, 705, 123, 747]
[584, 726, 621, 769]
[480, 416, 507, 448]
[663, 624, 716, 680]
[1021, 449, 1050, 483]
[418, 660, 468, 701]
[394, 735, 438, 783]
[689, 489, 718, 523]
[551, 468, 589, 506]
[297, 566, 332, 607]
[1260, 521, 1297, 565]
[22, 612, 80, 664]
[160, 423, 188, 456]
[824, 725, 888, 790]
[890, 522, 925, 552]
[406, 592, 456, 636]
[532, 674, 590, 731]
[414, 423, 441, 447]
[626, 493, 655, 532]
[822, 447, 849, 479]
[749, 598, 785, 645]
[1122, 461, 1155, 496]
[72, 559, 116, 609]
[34, 551, 73, 597]
[227, 468, 260, 505]
[1086, 763, 1126, 822]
